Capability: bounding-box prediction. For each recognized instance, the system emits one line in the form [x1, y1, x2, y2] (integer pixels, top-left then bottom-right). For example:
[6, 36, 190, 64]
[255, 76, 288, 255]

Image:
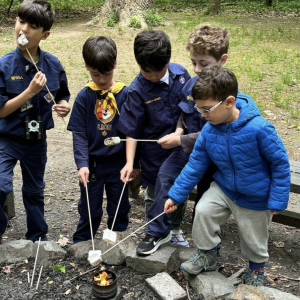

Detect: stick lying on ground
[30, 237, 41, 288]
[104, 137, 158, 146]
[17, 34, 66, 125]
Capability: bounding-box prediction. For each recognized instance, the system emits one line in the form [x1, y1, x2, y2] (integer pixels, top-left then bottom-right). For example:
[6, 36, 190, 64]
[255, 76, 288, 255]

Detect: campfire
[92, 270, 118, 299]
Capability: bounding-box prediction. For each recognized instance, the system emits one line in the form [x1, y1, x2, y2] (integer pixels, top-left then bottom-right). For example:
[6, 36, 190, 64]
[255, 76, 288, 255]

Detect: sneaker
[170, 229, 189, 247]
[136, 232, 172, 255]
[180, 248, 218, 275]
[245, 271, 264, 287]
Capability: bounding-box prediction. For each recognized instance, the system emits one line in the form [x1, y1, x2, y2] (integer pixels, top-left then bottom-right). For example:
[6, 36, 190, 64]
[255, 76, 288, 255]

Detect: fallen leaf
[273, 241, 284, 248]
[48, 281, 53, 284]
[65, 289, 71, 295]
[70, 263, 76, 268]
[76, 285, 80, 290]
[57, 237, 69, 247]
[19, 281, 22, 284]
[21, 269, 28, 273]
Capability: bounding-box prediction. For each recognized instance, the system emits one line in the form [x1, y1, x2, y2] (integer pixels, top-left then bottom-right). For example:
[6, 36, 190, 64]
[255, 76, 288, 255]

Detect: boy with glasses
[165, 65, 290, 286]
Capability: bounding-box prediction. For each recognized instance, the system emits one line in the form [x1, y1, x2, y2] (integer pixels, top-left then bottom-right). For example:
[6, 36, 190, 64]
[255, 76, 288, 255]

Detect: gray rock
[67, 241, 91, 261]
[33, 241, 66, 267]
[226, 285, 270, 300]
[145, 272, 187, 300]
[188, 271, 235, 300]
[126, 244, 180, 274]
[259, 286, 300, 300]
[0, 240, 33, 263]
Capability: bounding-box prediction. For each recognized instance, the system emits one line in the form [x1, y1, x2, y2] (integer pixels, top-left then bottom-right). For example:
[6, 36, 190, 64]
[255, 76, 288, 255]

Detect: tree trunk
[90, 0, 155, 26]
[208, 0, 221, 15]
[265, 0, 273, 6]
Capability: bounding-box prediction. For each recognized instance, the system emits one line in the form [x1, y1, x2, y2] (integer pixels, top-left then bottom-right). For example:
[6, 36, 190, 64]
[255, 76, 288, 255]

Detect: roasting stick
[36, 265, 43, 290]
[86, 184, 95, 252]
[111, 181, 127, 231]
[30, 237, 41, 288]
[101, 211, 165, 257]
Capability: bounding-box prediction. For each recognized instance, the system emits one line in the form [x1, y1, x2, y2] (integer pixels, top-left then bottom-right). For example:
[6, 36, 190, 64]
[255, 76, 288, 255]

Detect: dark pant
[0, 138, 48, 241]
[147, 147, 217, 238]
[73, 154, 131, 243]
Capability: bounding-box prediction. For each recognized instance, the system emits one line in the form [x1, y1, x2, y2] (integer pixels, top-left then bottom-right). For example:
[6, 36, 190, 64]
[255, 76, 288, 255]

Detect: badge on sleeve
[44, 92, 54, 104]
[20, 101, 33, 112]
[179, 76, 186, 85]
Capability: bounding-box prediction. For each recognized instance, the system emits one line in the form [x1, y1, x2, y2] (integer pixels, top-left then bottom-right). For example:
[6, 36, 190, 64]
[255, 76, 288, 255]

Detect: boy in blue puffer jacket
[165, 65, 290, 286]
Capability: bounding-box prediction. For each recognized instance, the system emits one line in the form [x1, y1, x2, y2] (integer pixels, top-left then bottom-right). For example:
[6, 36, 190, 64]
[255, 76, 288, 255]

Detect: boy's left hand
[53, 101, 71, 117]
[158, 134, 181, 149]
[270, 210, 280, 215]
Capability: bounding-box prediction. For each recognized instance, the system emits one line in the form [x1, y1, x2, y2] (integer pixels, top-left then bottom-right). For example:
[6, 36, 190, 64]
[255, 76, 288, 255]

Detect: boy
[118, 30, 190, 218]
[165, 65, 291, 286]
[0, 0, 70, 243]
[136, 24, 228, 255]
[67, 36, 131, 243]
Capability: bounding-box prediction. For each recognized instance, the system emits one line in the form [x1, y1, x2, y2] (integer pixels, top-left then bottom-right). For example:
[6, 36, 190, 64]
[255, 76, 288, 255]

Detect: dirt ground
[1, 10, 300, 300]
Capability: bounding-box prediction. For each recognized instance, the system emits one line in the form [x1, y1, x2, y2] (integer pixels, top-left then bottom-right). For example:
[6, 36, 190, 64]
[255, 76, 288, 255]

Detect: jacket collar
[15, 46, 44, 74]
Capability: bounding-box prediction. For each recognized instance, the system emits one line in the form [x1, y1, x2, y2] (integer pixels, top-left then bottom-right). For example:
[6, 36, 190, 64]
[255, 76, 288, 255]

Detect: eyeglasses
[194, 100, 224, 115]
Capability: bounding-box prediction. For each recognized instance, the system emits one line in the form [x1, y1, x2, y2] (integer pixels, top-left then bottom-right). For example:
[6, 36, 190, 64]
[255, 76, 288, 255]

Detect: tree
[90, 0, 155, 27]
[208, 0, 221, 15]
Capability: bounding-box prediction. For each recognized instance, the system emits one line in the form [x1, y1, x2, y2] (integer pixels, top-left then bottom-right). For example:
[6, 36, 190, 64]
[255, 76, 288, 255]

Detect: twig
[30, 237, 41, 288]
[186, 282, 191, 300]
[27, 271, 30, 284]
[36, 265, 43, 290]
[69, 266, 99, 282]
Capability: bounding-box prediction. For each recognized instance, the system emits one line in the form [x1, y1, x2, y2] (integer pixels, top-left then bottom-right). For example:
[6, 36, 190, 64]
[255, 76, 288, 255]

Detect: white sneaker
[170, 228, 189, 247]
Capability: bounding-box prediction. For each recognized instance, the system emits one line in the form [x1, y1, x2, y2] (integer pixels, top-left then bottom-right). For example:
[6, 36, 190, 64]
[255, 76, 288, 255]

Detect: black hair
[192, 65, 238, 102]
[82, 36, 117, 74]
[18, 0, 55, 32]
[134, 30, 171, 72]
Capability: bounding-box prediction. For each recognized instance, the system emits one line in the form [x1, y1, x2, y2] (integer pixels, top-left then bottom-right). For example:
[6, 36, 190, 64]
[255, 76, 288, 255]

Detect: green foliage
[129, 16, 141, 29]
[107, 18, 116, 27]
[51, 265, 66, 273]
[144, 9, 165, 30]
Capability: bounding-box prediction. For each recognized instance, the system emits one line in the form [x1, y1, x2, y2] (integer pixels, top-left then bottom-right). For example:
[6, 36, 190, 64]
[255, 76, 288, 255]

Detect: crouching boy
[165, 65, 290, 286]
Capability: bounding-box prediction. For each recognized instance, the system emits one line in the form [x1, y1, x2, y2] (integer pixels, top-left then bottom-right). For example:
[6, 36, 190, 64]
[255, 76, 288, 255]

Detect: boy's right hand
[120, 162, 133, 183]
[78, 167, 89, 187]
[164, 199, 178, 213]
[28, 71, 47, 96]
[158, 134, 181, 149]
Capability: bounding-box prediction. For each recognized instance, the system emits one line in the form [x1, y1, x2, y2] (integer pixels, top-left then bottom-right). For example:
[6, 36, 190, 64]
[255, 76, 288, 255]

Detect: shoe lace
[246, 273, 263, 287]
[188, 251, 210, 270]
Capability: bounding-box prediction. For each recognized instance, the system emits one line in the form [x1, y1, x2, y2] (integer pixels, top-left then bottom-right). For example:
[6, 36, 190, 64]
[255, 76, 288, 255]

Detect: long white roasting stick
[17, 34, 66, 125]
[101, 211, 165, 257]
[30, 237, 41, 288]
[104, 136, 158, 146]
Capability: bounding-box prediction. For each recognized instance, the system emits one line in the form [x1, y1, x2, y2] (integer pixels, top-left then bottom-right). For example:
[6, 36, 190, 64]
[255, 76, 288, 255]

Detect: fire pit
[92, 270, 118, 299]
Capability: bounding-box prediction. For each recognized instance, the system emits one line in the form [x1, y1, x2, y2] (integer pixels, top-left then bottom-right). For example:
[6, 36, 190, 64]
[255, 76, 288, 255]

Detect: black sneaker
[136, 232, 172, 256]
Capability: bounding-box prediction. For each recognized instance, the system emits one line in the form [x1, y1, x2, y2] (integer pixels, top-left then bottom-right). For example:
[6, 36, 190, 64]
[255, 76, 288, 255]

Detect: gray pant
[193, 182, 272, 263]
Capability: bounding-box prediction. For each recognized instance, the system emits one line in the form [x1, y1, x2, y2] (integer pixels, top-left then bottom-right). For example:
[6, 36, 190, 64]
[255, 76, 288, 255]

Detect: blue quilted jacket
[168, 93, 291, 211]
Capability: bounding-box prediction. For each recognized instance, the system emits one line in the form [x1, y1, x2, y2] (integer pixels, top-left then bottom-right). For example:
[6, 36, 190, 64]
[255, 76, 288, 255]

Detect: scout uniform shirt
[67, 81, 128, 169]
[117, 63, 190, 187]
[0, 47, 70, 137]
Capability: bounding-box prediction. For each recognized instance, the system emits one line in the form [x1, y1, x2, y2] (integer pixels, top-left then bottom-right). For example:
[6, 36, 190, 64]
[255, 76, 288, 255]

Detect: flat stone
[67, 241, 91, 261]
[188, 271, 235, 299]
[226, 285, 269, 300]
[126, 244, 180, 274]
[145, 272, 187, 300]
[0, 240, 33, 264]
[259, 286, 300, 300]
[33, 241, 66, 267]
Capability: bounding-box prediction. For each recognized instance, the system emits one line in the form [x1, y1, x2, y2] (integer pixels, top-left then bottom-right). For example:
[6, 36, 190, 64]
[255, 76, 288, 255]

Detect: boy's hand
[164, 199, 178, 213]
[270, 210, 280, 215]
[53, 101, 71, 117]
[158, 134, 181, 149]
[120, 162, 133, 183]
[78, 167, 89, 187]
[28, 71, 47, 96]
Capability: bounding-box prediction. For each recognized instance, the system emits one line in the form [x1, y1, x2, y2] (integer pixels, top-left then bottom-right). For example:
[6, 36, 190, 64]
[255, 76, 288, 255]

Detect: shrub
[107, 18, 115, 27]
[144, 9, 165, 29]
[129, 16, 141, 29]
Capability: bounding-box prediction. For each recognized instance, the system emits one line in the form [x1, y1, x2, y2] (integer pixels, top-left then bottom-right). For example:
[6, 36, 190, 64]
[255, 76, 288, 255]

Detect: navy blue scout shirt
[117, 63, 190, 187]
[0, 47, 70, 136]
[67, 82, 127, 170]
[178, 75, 206, 135]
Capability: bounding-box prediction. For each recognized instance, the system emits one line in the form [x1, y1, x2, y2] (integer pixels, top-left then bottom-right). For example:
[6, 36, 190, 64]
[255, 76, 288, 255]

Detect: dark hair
[18, 0, 55, 32]
[82, 36, 117, 74]
[186, 24, 229, 61]
[134, 30, 171, 72]
[192, 65, 238, 102]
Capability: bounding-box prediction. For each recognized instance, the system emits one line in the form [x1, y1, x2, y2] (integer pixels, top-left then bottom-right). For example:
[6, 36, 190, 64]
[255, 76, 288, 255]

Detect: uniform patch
[187, 95, 194, 101]
[145, 97, 161, 105]
[20, 101, 33, 112]
[95, 95, 118, 124]
[44, 92, 54, 104]
[179, 76, 185, 85]
[11, 75, 23, 80]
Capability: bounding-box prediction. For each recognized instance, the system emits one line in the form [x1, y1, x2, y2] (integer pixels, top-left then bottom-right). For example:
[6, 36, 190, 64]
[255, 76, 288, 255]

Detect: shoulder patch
[179, 76, 185, 85]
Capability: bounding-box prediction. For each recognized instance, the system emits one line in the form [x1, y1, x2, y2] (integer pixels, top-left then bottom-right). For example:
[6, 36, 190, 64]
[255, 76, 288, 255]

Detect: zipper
[227, 123, 238, 197]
